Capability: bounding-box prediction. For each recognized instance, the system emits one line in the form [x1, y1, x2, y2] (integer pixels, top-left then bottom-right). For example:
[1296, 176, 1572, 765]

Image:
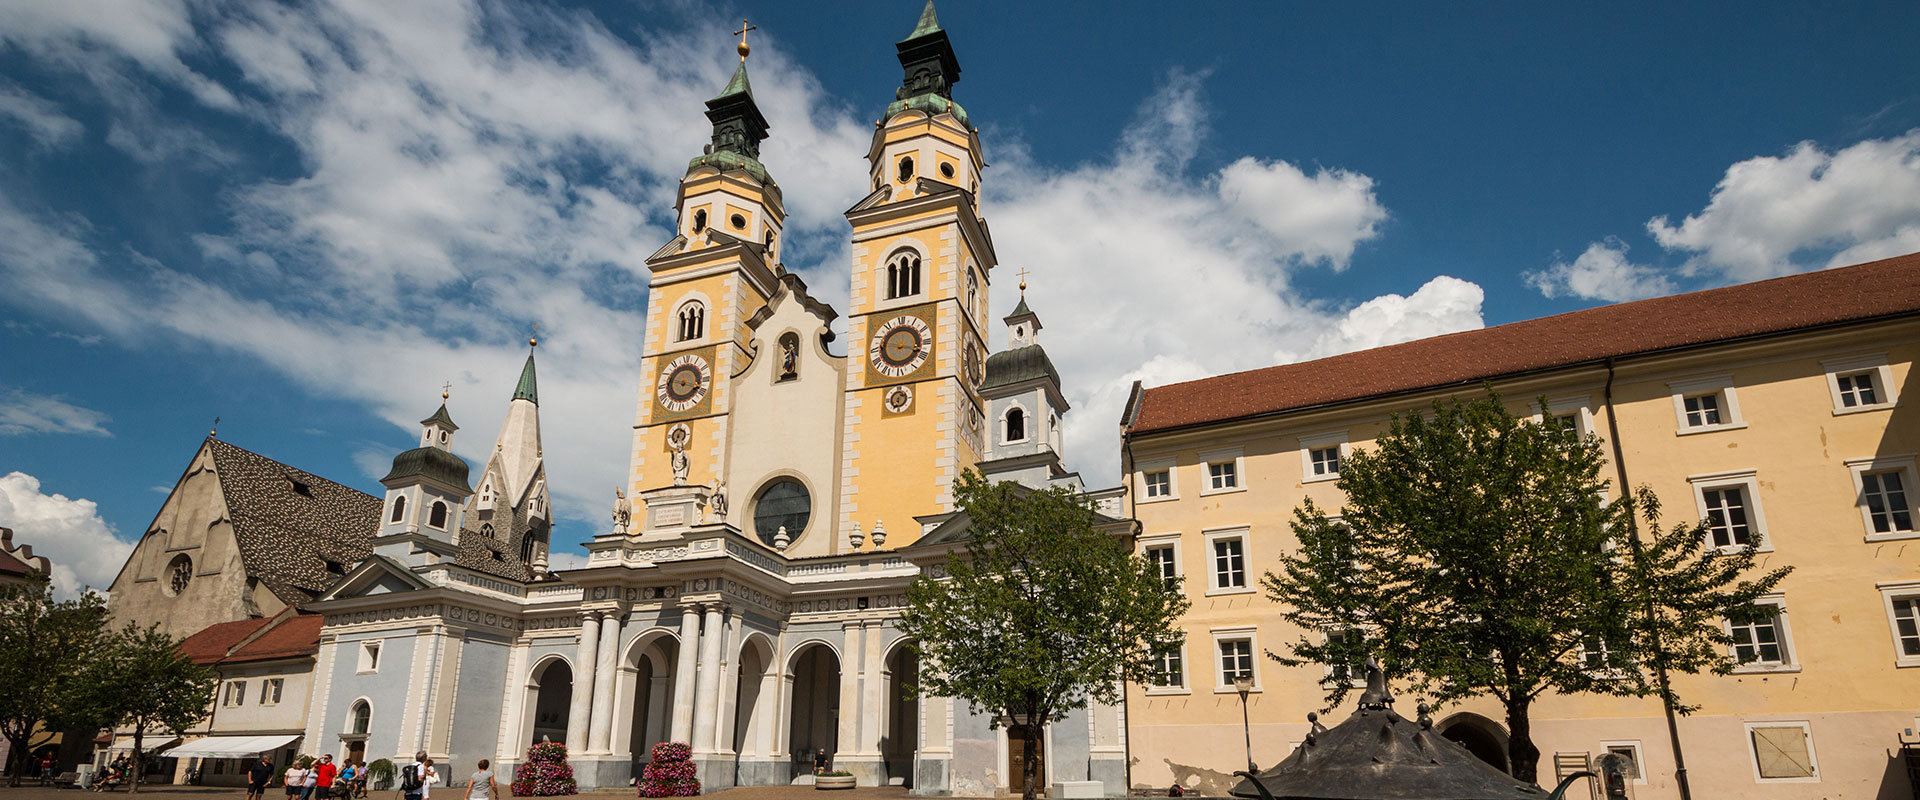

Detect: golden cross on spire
[734, 19, 757, 62]
[441, 381, 453, 401]
[529, 321, 540, 348]
[1016, 267, 1031, 294]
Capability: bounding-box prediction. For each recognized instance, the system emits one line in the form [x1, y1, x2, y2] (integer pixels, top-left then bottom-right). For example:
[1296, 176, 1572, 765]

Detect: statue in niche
[611, 486, 632, 535]
[778, 335, 799, 381]
[710, 479, 729, 520]
[668, 426, 691, 486]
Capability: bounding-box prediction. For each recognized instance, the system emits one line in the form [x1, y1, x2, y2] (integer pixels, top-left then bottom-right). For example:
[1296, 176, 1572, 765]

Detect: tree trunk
[1022, 730, 1037, 800]
[1504, 696, 1540, 785]
[130, 729, 143, 794]
[7, 733, 24, 788]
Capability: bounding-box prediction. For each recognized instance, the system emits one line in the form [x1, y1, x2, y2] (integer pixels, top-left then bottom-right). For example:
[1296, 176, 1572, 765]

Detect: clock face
[885, 385, 914, 413]
[964, 341, 982, 387]
[655, 353, 712, 412]
[869, 314, 932, 378]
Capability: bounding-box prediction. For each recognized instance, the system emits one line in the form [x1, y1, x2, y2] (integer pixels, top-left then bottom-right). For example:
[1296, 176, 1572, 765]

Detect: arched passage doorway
[526, 657, 573, 746]
[883, 640, 919, 786]
[616, 632, 679, 778]
[1438, 713, 1510, 775]
[786, 642, 841, 778]
[730, 635, 778, 772]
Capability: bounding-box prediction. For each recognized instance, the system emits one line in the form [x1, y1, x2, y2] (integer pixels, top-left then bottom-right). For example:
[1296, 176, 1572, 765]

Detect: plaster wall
[109, 444, 280, 639]
[722, 292, 846, 558]
[316, 631, 417, 764]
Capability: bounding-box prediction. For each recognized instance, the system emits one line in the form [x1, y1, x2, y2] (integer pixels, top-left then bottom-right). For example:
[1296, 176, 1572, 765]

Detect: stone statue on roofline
[611, 486, 632, 535]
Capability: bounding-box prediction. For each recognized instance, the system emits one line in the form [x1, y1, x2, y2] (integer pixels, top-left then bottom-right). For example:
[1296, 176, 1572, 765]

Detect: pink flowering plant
[636, 741, 699, 798]
[511, 741, 578, 796]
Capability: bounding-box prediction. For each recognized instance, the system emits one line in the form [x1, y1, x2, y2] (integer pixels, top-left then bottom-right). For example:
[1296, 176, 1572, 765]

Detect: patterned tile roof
[1129, 250, 1920, 435]
[205, 438, 381, 601]
[179, 613, 322, 665]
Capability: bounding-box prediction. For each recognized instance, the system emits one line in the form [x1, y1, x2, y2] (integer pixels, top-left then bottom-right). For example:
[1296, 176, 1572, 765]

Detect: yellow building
[1118, 252, 1920, 799]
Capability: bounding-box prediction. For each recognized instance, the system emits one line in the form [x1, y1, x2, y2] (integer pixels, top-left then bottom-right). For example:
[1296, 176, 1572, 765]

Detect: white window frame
[1001, 403, 1030, 445]
[260, 677, 283, 705]
[1203, 527, 1253, 596]
[1144, 635, 1190, 696]
[1597, 740, 1647, 784]
[1299, 431, 1349, 484]
[1821, 353, 1899, 414]
[1668, 375, 1746, 434]
[1689, 469, 1772, 553]
[1136, 457, 1178, 504]
[1320, 628, 1368, 688]
[1139, 532, 1183, 593]
[225, 680, 247, 707]
[1877, 580, 1920, 668]
[1726, 594, 1798, 674]
[1530, 394, 1595, 437]
[1199, 446, 1245, 496]
[1743, 720, 1820, 783]
[1210, 626, 1261, 693]
[357, 641, 382, 674]
[674, 299, 706, 343]
[1846, 455, 1919, 542]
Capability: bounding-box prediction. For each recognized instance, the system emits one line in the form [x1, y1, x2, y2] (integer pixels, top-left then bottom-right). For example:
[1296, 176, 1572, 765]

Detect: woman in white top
[464, 759, 495, 800]
[283, 765, 307, 800]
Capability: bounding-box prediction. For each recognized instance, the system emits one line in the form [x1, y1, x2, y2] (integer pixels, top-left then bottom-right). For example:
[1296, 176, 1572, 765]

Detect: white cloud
[0, 82, 82, 148]
[0, 389, 112, 436]
[0, 471, 133, 599]
[1218, 158, 1389, 269]
[1307, 276, 1486, 357]
[1524, 240, 1676, 303]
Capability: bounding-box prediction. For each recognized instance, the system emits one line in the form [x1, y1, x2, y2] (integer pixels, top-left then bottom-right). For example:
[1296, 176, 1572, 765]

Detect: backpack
[400, 765, 422, 793]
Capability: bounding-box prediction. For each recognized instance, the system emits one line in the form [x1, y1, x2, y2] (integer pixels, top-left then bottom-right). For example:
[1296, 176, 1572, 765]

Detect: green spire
[420, 403, 459, 431]
[513, 351, 538, 405]
[715, 60, 753, 100]
[906, 0, 942, 40]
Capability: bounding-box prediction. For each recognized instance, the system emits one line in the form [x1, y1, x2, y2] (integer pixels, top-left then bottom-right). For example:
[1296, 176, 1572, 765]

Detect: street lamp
[1232, 674, 1255, 773]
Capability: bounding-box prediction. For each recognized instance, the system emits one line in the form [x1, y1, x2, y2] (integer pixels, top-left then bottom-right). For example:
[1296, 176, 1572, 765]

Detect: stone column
[588, 611, 623, 753]
[836, 622, 861, 756]
[690, 604, 727, 753]
[566, 611, 601, 754]
[669, 605, 701, 744]
[858, 621, 885, 756]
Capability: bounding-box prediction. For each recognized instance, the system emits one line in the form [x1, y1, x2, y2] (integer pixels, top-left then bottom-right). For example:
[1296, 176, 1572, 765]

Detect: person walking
[463, 759, 495, 800]
[247, 756, 274, 800]
[284, 761, 308, 800]
[38, 752, 55, 786]
[314, 755, 337, 800]
[402, 753, 428, 800]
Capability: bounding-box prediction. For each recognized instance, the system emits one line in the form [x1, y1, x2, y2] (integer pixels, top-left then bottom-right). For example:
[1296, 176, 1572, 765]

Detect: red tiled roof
[179, 617, 274, 665]
[1129, 251, 1920, 435]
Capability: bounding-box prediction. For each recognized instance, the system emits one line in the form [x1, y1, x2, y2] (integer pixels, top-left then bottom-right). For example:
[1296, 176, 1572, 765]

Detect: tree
[0, 576, 111, 787]
[900, 471, 1189, 800]
[86, 623, 218, 793]
[1261, 393, 1790, 784]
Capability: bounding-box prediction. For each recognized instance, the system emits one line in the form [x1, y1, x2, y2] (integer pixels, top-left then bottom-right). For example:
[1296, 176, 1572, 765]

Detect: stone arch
[876, 240, 931, 305]
[1436, 712, 1510, 775]
[616, 629, 682, 767]
[784, 640, 842, 774]
[881, 637, 920, 786]
[520, 654, 575, 748]
[730, 632, 780, 764]
[1002, 403, 1029, 444]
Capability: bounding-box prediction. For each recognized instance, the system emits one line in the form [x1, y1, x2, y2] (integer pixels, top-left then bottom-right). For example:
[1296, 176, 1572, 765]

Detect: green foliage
[85, 622, 219, 793]
[899, 471, 1188, 800]
[0, 576, 111, 787]
[367, 758, 397, 790]
[1262, 392, 1788, 784]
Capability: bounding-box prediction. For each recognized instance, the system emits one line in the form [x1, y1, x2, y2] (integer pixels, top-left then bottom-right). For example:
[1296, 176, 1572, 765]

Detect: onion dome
[981, 344, 1061, 393]
[380, 446, 470, 491]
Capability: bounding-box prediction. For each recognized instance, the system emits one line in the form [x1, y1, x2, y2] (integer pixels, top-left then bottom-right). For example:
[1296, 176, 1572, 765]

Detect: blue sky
[3, 0, 1918, 597]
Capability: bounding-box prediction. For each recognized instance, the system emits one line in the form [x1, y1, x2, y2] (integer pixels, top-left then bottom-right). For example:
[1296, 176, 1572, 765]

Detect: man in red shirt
[314, 755, 338, 798]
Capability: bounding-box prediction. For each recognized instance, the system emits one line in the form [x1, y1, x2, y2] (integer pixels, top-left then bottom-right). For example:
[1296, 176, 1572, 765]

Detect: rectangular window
[1324, 628, 1365, 685]
[1212, 537, 1245, 590]
[1300, 432, 1349, 483]
[1581, 634, 1614, 672]
[1682, 393, 1722, 427]
[358, 641, 381, 674]
[1145, 545, 1179, 591]
[1747, 723, 1817, 781]
[1730, 608, 1788, 667]
[1835, 371, 1879, 408]
[1602, 742, 1644, 782]
[226, 680, 247, 707]
[1151, 643, 1185, 688]
[1824, 354, 1898, 413]
[1143, 470, 1171, 499]
[1309, 447, 1341, 477]
[1891, 597, 1920, 659]
[1862, 470, 1915, 534]
[1218, 639, 1253, 685]
[261, 678, 283, 705]
[1208, 460, 1238, 491]
[1702, 487, 1752, 548]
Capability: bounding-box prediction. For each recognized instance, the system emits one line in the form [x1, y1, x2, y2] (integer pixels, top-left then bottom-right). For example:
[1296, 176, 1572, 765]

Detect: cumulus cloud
[0, 472, 134, 599]
[1524, 240, 1676, 303]
[0, 388, 112, 436]
[1537, 131, 1920, 301]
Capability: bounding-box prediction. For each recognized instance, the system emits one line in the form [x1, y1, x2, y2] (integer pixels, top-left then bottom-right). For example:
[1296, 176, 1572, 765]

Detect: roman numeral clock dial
[869, 314, 932, 379]
[655, 353, 712, 413]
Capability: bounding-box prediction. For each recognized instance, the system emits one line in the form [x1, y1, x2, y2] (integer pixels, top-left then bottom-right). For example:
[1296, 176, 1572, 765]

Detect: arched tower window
[389, 494, 407, 523]
[897, 156, 914, 183]
[348, 700, 371, 735]
[480, 523, 494, 539]
[886, 251, 922, 300]
[677, 301, 705, 341]
[966, 270, 980, 317]
[691, 209, 708, 233]
[428, 501, 449, 529]
[1004, 407, 1027, 444]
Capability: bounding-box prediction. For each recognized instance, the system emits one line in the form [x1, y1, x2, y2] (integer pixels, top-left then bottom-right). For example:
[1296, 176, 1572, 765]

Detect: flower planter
[814, 774, 856, 790]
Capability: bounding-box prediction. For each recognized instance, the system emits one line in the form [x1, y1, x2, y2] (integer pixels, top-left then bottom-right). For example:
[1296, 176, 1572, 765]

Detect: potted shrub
[815, 771, 855, 790]
[636, 742, 698, 797]
[366, 759, 397, 791]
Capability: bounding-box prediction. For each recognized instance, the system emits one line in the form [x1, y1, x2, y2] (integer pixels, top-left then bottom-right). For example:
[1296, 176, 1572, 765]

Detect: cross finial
[529, 321, 540, 349]
[440, 381, 453, 401]
[1016, 267, 1031, 294]
[210, 416, 220, 437]
[734, 19, 757, 62]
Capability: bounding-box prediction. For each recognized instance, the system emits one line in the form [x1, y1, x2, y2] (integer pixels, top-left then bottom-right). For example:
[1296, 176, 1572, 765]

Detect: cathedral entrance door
[1006, 724, 1044, 796]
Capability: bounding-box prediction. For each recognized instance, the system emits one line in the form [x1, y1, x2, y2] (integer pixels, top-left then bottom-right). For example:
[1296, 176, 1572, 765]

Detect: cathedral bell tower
[374, 393, 473, 566]
[839, 0, 997, 547]
[628, 30, 786, 522]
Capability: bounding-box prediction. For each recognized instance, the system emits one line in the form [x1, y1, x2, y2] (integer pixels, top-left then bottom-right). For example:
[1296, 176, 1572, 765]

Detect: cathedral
[109, 4, 1127, 796]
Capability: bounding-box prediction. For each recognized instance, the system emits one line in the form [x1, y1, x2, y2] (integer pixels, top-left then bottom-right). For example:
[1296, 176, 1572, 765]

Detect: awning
[168, 735, 300, 759]
[107, 735, 181, 754]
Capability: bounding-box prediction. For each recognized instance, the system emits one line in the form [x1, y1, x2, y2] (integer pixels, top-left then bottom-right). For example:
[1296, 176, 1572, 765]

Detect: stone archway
[728, 634, 779, 783]
[616, 631, 680, 779]
[1437, 713, 1510, 775]
[525, 657, 574, 747]
[882, 639, 919, 786]
[785, 642, 841, 779]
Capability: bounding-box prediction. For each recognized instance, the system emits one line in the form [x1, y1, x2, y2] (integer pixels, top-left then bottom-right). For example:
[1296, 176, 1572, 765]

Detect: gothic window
[886, 251, 922, 300]
[897, 156, 914, 183]
[348, 700, 371, 734]
[166, 554, 193, 596]
[677, 301, 706, 341]
[389, 494, 406, 523]
[1004, 407, 1027, 444]
[428, 501, 449, 529]
[480, 523, 494, 539]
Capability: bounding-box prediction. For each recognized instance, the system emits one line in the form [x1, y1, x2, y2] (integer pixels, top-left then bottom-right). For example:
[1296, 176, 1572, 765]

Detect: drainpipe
[1602, 358, 1691, 800]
